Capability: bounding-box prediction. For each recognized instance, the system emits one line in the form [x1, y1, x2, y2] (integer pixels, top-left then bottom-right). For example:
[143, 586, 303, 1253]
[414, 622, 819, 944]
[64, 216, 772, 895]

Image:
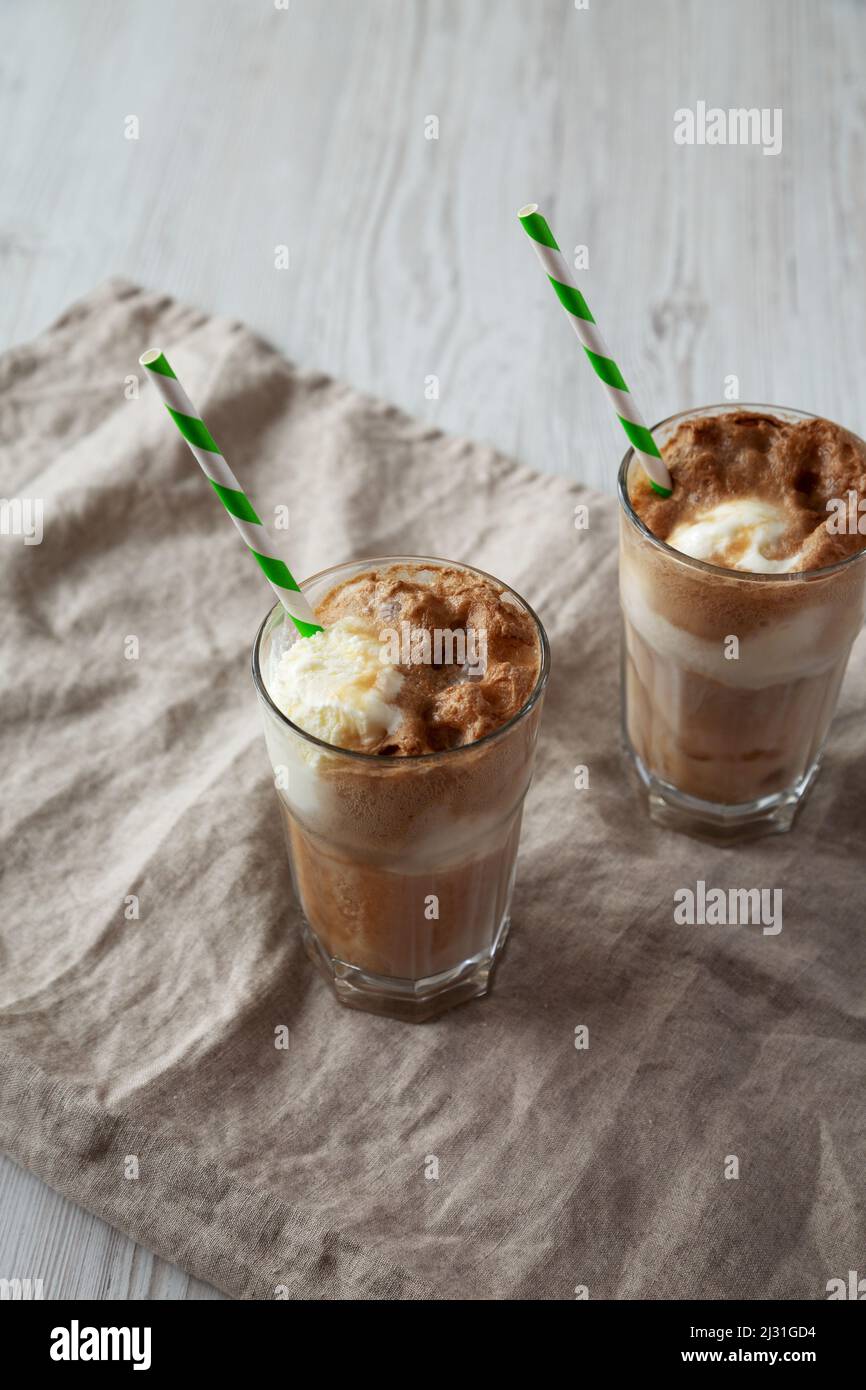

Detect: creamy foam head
[667, 498, 800, 573]
[630, 411, 866, 574]
[270, 616, 403, 751]
[267, 563, 542, 757]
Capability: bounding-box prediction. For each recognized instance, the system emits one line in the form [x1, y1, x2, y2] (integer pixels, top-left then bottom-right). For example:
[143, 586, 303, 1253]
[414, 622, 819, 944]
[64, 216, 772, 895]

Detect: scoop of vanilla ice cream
[270, 615, 404, 750]
[667, 498, 800, 573]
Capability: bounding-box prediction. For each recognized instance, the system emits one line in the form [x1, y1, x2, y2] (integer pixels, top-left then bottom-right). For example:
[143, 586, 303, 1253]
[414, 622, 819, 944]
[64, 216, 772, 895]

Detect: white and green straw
[140, 349, 322, 636]
[518, 205, 673, 496]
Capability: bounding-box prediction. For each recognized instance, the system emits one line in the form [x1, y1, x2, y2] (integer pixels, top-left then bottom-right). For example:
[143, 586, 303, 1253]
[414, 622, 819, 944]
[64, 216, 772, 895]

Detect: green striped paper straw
[518, 205, 673, 496]
[140, 350, 322, 636]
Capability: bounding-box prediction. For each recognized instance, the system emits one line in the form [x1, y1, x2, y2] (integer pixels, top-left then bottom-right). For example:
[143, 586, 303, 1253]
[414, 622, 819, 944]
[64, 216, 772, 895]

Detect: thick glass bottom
[625, 741, 821, 843]
[300, 912, 511, 1022]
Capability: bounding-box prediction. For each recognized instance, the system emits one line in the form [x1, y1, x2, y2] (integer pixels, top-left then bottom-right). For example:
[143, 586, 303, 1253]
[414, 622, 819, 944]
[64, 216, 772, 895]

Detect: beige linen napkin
[0, 280, 864, 1299]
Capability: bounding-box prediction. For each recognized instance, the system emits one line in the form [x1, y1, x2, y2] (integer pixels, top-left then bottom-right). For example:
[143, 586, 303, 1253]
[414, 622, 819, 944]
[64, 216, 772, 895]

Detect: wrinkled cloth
[0, 280, 863, 1300]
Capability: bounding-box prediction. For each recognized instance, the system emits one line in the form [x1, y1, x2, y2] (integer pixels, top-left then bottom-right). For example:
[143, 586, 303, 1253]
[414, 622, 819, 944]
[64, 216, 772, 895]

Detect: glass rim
[250, 553, 551, 765]
[617, 401, 866, 584]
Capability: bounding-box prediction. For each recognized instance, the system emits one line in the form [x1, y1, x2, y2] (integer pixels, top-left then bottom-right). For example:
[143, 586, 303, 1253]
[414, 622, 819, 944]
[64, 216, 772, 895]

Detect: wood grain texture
[1, 0, 863, 1300]
[0, 1155, 225, 1299]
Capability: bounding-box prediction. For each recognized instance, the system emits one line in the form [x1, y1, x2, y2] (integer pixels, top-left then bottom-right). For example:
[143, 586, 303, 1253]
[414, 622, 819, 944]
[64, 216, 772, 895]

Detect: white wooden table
[2, 0, 864, 1300]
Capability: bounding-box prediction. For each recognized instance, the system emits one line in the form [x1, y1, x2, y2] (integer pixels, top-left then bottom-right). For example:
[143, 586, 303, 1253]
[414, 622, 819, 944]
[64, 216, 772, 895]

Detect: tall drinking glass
[252, 556, 550, 1020]
[618, 404, 866, 840]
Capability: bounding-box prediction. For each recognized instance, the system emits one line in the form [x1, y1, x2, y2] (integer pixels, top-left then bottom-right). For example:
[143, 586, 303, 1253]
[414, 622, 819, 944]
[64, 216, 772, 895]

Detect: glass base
[626, 745, 821, 843]
[299, 914, 511, 1022]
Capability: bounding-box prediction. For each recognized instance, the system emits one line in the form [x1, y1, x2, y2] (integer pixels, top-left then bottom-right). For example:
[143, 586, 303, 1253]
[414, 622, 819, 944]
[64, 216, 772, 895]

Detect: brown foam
[630, 411, 866, 571]
[315, 563, 541, 755]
